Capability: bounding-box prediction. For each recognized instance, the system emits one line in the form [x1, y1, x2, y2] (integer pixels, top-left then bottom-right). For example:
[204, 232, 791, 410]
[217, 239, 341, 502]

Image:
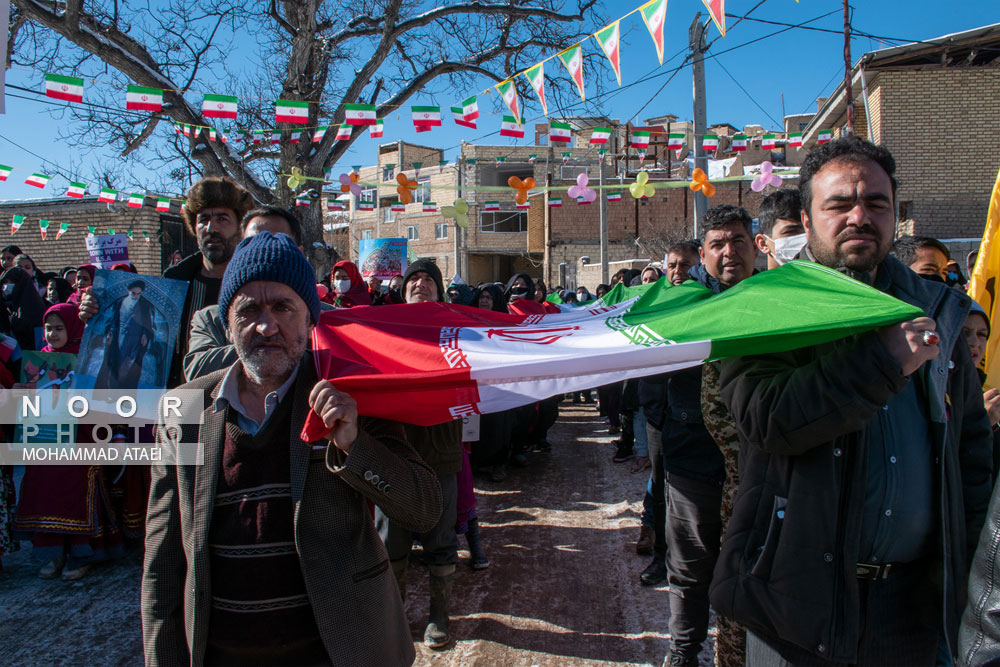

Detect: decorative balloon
[508, 176, 536, 205]
[567, 172, 597, 203]
[442, 199, 470, 228]
[689, 168, 716, 197]
[629, 171, 655, 199]
[751, 161, 783, 192]
[396, 172, 418, 204]
[339, 172, 362, 196]
[286, 166, 306, 189]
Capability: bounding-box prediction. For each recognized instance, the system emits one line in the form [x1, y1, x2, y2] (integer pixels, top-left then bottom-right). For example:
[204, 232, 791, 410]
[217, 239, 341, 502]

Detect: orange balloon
[702, 183, 716, 197]
[508, 176, 536, 205]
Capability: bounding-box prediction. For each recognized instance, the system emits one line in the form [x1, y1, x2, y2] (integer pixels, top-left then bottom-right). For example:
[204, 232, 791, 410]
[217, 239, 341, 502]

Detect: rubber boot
[390, 557, 408, 601]
[424, 564, 455, 649]
[466, 519, 490, 570]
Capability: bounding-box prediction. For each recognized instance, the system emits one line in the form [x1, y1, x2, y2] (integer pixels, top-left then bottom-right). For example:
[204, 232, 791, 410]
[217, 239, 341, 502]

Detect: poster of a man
[94, 280, 155, 390]
[74, 270, 188, 391]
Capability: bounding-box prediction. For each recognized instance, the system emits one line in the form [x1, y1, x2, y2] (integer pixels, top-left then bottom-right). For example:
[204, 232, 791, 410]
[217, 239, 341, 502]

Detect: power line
[714, 59, 782, 128]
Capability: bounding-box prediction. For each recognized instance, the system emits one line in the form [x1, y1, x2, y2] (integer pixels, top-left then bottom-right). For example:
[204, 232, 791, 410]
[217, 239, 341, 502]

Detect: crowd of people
[2, 136, 1000, 666]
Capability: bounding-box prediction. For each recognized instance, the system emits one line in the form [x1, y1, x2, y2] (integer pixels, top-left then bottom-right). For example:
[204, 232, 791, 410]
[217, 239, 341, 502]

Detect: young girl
[13, 303, 123, 580]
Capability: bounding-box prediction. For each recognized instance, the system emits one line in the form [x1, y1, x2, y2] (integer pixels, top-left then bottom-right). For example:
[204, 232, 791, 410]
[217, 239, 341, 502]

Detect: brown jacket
[141, 358, 443, 666]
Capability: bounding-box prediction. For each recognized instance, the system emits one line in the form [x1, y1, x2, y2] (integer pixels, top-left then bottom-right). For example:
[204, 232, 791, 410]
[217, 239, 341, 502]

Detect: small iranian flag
[313, 126, 327, 142]
[56, 222, 69, 240]
[11, 215, 24, 235]
[98, 188, 117, 203]
[818, 130, 833, 144]
[732, 134, 747, 151]
[460, 97, 479, 121]
[0, 165, 10, 181]
[203, 94, 238, 119]
[595, 22, 622, 85]
[702, 135, 719, 151]
[452, 107, 477, 129]
[345, 103, 377, 126]
[500, 116, 525, 139]
[295, 195, 311, 207]
[126, 85, 163, 111]
[289, 131, 301, 144]
[524, 63, 548, 116]
[369, 120, 384, 138]
[358, 201, 375, 211]
[639, 0, 668, 65]
[528, 154, 538, 163]
[328, 200, 345, 211]
[39, 219, 49, 240]
[412, 106, 442, 129]
[668, 133, 685, 150]
[127, 193, 145, 208]
[391, 202, 406, 212]
[484, 201, 500, 211]
[423, 202, 438, 213]
[270, 133, 281, 146]
[607, 192, 622, 201]
[25, 173, 50, 188]
[156, 197, 171, 212]
[632, 131, 651, 149]
[250, 130, 263, 145]
[208, 128, 218, 142]
[548, 197, 562, 207]
[87, 226, 96, 236]
[576, 196, 591, 206]
[762, 134, 776, 150]
[66, 182, 86, 198]
[143, 232, 151, 246]
[495, 79, 521, 122]
[562, 152, 571, 164]
[557, 44, 585, 102]
[590, 128, 612, 144]
[516, 201, 531, 210]
[276, 100, 310, 123]
[182, 124, 191, 137]
[550, 122, 572, 143]
[336, 124, 352, 141]
[788, 133, 803, 148]
[45, 74, 84, 103]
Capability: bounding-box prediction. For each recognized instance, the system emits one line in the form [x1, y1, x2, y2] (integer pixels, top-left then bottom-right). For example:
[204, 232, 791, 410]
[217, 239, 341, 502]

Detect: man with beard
[80, 177, 252, 387]
[143, 232, 442, 666]
[711, 137, 992, 665]
[94, 280, 157, 390]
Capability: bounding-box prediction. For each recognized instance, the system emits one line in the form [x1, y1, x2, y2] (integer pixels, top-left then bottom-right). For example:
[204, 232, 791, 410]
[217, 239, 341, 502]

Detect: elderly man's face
[700, 223, 757, 287]
[196, 207, 241, 265]
[405, 271, 438, 303]
[803, 158, 895, 274]
[665, 250, 697, 285]
[128, 286, 143, 301]
[227, 281, 311, 386]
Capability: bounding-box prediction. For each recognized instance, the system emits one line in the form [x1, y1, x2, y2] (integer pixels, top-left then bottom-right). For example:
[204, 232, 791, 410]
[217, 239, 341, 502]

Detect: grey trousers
[376, 469, 458, 566]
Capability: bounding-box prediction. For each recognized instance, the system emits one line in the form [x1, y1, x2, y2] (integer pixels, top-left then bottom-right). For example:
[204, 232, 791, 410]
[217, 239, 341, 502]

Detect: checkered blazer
[141, 357, 443, 666]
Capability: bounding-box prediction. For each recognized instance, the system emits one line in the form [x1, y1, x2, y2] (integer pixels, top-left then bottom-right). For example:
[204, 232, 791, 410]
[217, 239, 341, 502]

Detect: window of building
[383, 207, 395, 223]
[560, 165, 589, 180]
[356, 187, 377, 207]
[361, 229, 373, 240]
[435, 223, 448, 240]
[799, 121, 809, 132]
[480, 211, 527, 233]
[407, 225, 420, 240]
[415, 177, 432, 203]
[382, 165, 395, 181]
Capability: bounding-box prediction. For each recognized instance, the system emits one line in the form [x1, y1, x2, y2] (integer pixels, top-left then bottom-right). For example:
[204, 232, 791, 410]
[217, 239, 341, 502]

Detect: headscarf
[0, 266, 46, 351]
[327, 260, 371, 308]
[504, 273, 535, 302]
[473, 283, 507, 312]
[41, 302, 85, 354]
[68, 264, 98, 304]
[46, 277, 74, 305]
[447, 282, 475, 306]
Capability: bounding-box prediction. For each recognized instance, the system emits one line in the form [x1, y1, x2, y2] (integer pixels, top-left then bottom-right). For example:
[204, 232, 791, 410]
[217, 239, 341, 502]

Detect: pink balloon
[576, 172, 589, 188]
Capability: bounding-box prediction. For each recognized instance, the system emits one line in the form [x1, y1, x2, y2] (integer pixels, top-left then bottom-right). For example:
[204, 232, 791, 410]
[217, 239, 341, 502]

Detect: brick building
[0, 196, 188, 277]
[800, 22, 1000, 241]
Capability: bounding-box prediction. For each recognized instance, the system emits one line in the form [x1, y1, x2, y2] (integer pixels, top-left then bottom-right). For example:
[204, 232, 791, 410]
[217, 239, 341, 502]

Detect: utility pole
[455, 158, 463, 278]
[843, 0, 854, 135]
[689, 14, 709, 239]
[599, 157, 608, 285]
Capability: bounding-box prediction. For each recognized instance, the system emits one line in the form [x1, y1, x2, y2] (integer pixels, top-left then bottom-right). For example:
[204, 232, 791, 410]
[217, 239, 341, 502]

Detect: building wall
[878, 67, 1000, 239]
[0, 197, 180, 277]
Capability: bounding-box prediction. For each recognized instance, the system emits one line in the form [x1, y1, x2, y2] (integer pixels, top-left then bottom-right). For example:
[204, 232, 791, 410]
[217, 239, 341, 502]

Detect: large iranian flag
[126, 85, 163, 111]
[301, 262, 921, 437]
[639, 0, 668, 65]
[45, 74, 84, 102]
[345, 103, 377, 125]
[594, 22, 622, 85]
[524, 64, 548, 116]
[275, 99, 309, 123]
[203, 94, 238, 119]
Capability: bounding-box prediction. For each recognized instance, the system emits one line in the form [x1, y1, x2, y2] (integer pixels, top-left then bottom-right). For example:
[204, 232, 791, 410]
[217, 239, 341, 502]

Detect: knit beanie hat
[403, 258, 444, 302]
[218, 231, 320, 330]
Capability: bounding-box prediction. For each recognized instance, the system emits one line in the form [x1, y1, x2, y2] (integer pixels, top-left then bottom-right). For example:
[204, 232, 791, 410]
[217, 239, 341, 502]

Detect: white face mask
[1, 284, 13, 298]
[334, 279, 352, 294]
[766, 233, 808, 265]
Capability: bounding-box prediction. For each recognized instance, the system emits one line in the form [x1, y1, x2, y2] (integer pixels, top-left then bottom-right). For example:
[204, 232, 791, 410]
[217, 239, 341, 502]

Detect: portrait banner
[74, 270, 188, 390]
[358, 237, 407, 280]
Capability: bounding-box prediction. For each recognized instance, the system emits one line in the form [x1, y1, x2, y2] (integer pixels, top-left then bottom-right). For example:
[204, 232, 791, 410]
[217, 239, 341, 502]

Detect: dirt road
[0, 401, 716, 666]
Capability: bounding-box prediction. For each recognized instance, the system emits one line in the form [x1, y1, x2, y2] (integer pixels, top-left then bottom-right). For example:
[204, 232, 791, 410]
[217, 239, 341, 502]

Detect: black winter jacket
[711, 255, 993, 663]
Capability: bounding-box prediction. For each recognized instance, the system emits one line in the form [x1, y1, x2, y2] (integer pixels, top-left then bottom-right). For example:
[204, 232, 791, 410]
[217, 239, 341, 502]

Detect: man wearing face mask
[890, 235, 951, 283]
[754, 189, 806, 270]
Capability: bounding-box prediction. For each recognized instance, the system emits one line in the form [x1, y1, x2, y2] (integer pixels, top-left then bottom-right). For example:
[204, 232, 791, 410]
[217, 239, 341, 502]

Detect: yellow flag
[967, 163, 1000, 387]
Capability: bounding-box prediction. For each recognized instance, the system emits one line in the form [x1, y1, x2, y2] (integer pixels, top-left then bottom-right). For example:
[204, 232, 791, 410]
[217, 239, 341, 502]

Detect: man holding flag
[711, 137, 992, 665]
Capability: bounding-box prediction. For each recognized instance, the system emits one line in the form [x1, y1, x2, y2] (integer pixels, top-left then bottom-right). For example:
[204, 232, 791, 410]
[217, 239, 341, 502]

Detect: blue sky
[0, 0, 993, 200]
